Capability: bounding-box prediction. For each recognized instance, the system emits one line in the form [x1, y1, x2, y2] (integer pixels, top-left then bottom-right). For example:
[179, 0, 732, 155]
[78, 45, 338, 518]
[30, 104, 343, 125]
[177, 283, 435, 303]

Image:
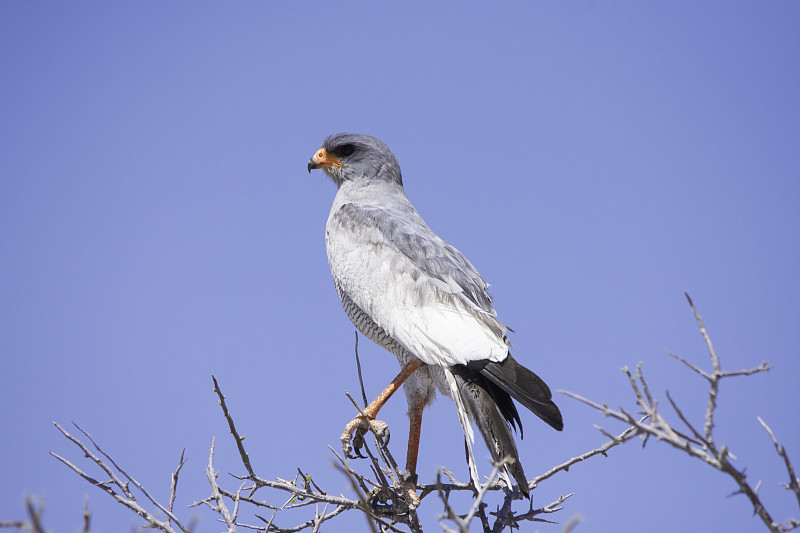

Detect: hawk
[307, 133, 562, 499]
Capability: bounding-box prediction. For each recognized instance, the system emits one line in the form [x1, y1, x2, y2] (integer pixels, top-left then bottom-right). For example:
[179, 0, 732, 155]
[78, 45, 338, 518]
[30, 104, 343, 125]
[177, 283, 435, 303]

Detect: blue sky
[1, 2, 798, 532]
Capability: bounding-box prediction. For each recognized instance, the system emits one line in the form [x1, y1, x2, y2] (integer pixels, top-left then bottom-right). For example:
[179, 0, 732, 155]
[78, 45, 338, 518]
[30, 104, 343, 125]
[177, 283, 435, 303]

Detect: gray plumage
[308, 133, 562, 496]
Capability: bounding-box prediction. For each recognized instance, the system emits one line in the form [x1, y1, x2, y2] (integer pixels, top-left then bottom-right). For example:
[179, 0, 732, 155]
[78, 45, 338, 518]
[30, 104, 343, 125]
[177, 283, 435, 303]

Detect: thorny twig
[39, 293, 796, 532]
[561, 293, 798, 533]
[168, 449, 186, 529]
[202, 372, 581, 532]
[199, 437, 241, 532]
[49, 422, 190, 533]
[213, 375, 256, 480]
[41, 356, 651, 533]
[437, 460, 505, 533]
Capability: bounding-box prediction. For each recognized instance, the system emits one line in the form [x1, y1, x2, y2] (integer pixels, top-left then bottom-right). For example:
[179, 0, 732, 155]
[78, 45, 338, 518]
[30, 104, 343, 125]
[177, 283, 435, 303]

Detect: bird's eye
[337, 144, 356, 157]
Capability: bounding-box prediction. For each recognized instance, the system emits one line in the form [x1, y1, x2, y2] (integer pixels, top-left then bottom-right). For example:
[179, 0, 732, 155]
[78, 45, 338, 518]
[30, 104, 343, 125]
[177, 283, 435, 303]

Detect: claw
[370, 419, 389, 443]
[340, 416, 390, 459]
[351, 425, 368, 458]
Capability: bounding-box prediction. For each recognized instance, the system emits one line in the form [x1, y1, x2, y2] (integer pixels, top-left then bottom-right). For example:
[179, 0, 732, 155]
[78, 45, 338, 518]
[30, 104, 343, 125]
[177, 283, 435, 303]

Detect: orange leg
[364, 358, 423, 419]
[405, 396, 425, 477]
[401, 395, 426, 508]
[340, 358, 423, 454]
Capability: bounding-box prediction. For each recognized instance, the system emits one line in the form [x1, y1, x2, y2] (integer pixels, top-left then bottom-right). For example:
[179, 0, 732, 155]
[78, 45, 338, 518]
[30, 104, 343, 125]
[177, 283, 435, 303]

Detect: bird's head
[307, 133, 403, 188]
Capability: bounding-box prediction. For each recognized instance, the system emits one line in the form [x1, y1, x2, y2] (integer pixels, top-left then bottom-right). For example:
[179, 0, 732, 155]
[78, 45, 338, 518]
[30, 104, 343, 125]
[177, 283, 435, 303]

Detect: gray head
[307, 133, 403, 188]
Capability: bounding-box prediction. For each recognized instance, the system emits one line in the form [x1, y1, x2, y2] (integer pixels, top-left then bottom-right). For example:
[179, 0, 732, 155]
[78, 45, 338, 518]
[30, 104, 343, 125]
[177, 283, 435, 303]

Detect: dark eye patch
[337, 144, 356, 157]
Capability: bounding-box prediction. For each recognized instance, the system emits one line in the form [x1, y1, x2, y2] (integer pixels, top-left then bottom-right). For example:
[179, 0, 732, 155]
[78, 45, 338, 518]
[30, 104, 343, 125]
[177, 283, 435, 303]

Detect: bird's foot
[367, 472, 420, 515]
[340, 415, 390, 459]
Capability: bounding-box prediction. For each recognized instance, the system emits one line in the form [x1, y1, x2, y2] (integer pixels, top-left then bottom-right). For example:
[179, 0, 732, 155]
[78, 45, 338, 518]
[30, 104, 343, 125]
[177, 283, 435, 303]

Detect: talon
[340, 415, 389, 459]
[352, 426, 368, 458]
[370, 419, 389, 444]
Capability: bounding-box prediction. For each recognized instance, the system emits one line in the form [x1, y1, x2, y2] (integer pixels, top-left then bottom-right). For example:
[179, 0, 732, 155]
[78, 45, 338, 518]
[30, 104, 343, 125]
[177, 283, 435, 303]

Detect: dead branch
[39, 354, 646, 532]
[40, 295, 793, 531]
[49, 422, 190, 533]
[561, 293, 797, 533]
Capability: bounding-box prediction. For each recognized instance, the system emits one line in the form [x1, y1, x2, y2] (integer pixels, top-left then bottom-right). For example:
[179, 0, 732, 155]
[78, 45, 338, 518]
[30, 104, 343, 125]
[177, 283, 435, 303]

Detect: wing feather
[326, 202, 509, 366]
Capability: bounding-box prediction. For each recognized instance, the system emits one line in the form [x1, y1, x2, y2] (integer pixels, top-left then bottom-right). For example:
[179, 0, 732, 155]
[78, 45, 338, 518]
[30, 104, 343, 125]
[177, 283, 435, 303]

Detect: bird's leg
[405, 397, 424, 476]
[400, 395, 425, 508]
[341, 358, 423, 459]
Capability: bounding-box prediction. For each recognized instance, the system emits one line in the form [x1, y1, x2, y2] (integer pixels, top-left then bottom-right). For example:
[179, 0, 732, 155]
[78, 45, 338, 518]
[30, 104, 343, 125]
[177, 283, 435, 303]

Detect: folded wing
[326, 202, 509, 367]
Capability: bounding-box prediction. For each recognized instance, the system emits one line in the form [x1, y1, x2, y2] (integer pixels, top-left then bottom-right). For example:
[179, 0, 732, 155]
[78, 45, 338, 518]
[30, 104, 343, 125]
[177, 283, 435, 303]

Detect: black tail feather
[469, 353, 564, 432]
[449, 353, 562, 497]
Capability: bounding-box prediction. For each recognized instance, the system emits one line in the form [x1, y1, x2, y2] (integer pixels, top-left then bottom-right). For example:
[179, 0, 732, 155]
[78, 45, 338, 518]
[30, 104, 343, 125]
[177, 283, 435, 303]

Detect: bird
[307, 133, 563, 500]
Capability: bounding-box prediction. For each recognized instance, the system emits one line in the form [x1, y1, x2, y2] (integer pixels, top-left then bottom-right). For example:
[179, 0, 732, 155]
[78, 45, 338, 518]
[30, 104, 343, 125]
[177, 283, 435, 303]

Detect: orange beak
[307, 148, 343, 173]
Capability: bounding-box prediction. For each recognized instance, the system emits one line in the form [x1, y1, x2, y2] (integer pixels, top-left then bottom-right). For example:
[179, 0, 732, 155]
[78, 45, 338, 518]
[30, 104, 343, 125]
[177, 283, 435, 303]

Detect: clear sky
[1, 2, 798, 532]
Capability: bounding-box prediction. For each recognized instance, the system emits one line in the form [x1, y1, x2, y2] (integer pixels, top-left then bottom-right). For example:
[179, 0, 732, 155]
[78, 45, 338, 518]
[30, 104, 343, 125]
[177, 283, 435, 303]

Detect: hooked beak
[307, 148, 342, 173]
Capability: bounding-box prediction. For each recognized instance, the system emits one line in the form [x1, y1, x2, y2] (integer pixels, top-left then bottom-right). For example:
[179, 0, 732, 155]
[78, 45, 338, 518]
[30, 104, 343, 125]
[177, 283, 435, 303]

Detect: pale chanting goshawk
[307, 133, 563, 498]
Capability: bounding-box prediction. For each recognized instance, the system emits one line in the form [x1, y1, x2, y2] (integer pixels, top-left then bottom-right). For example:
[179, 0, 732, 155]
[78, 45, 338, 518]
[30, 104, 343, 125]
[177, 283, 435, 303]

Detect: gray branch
[49, 422, 190, 533]
[39, 295, 792, 531]
[561, 293, 796, 533]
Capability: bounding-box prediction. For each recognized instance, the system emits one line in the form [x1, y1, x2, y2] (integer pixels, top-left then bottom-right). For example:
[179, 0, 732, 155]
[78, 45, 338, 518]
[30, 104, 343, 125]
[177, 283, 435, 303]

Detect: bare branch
[24, 498, 45, 533]
[40, 293, 795, 533]
[493, 493, 574, 531]
[563, 293, 793, 533]
[212, 375, 256, 480]
[74, 422, 187, 529]
[665, 390, 706, 447]
[759, 418, 800, 520]
[665, 349, 711, 378]
[50, 422, 189, 533]
[168, 449, 186, 529]
[202, 437, 238, 532]
[528, 422, 641, 489]
[685, 291, 721, 446]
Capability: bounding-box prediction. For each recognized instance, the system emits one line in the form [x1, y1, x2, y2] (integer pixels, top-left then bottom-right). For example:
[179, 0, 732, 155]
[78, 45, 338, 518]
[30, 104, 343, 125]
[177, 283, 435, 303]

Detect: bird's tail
[470, 353, 564, 432]
[446, 370, 529, 496]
